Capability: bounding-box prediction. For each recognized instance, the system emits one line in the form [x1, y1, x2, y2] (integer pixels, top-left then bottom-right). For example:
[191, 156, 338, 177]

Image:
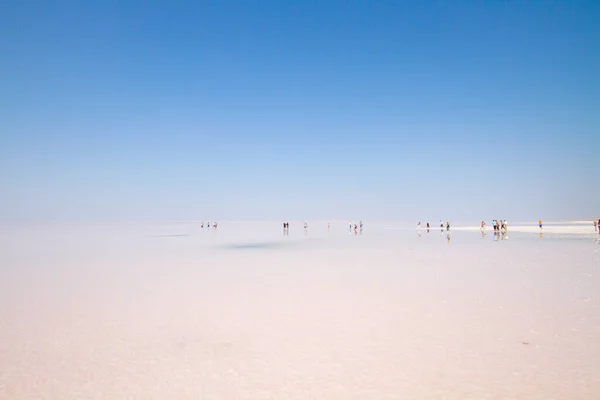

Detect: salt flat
[1, 222, 599, 399]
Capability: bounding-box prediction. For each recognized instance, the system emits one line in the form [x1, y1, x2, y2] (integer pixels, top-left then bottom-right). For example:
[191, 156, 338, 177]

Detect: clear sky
[1, 1, 599, 223]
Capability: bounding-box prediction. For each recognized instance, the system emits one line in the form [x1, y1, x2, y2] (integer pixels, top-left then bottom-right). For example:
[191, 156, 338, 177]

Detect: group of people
[282, 222, 291, 236]
[282, 221, 310, 236]
[489, 220, 508, 232]
[349, 220, 364, 235]
[594, 219, 600, 232]
[200, 221, 218, 229]
[281, 221, 364, 235]
[417, 221, 451, 231]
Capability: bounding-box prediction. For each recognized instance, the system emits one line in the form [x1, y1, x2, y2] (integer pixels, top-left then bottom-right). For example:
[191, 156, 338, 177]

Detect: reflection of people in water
[447, 232, 451, 244]
[481, 229, 487, 239]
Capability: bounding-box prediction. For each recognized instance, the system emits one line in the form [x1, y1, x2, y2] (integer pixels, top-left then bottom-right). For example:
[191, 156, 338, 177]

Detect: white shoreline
[453, 225, 598, 234]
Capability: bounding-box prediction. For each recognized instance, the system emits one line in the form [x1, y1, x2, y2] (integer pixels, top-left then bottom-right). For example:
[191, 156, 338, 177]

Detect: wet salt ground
[1, 222, 599, 399]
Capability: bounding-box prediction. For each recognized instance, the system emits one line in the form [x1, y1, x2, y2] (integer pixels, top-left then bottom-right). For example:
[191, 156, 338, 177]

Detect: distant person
[349, 220, 352, 233]
[304, 222, 308, 234]
[201, 221, 204, 228]
[492, 220, 497, 231]
[354, 224, 358, 235]
[595, 220, 598, 232]
[426, 222, 430, 229]
[214, 222, 218, 229]
[328, 222, 330, 232]
[539, 220, 543, 229]
[440, 220, 444, 230]
[417, 221, 421, 229]
[446, 221, 450, 232]
[359, 220, 363, 233]
[481, 221, 486, 230]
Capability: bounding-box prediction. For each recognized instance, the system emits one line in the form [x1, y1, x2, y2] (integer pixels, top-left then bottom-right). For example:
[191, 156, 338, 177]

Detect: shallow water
[1, 222, 599, 399]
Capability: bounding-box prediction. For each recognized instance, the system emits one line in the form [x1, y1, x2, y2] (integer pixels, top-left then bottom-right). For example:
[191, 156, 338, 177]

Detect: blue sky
[1, 1, 599, 222]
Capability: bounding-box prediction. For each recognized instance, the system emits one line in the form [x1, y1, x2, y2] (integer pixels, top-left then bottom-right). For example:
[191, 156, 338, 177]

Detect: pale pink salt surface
[1, 222, 599, 399]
